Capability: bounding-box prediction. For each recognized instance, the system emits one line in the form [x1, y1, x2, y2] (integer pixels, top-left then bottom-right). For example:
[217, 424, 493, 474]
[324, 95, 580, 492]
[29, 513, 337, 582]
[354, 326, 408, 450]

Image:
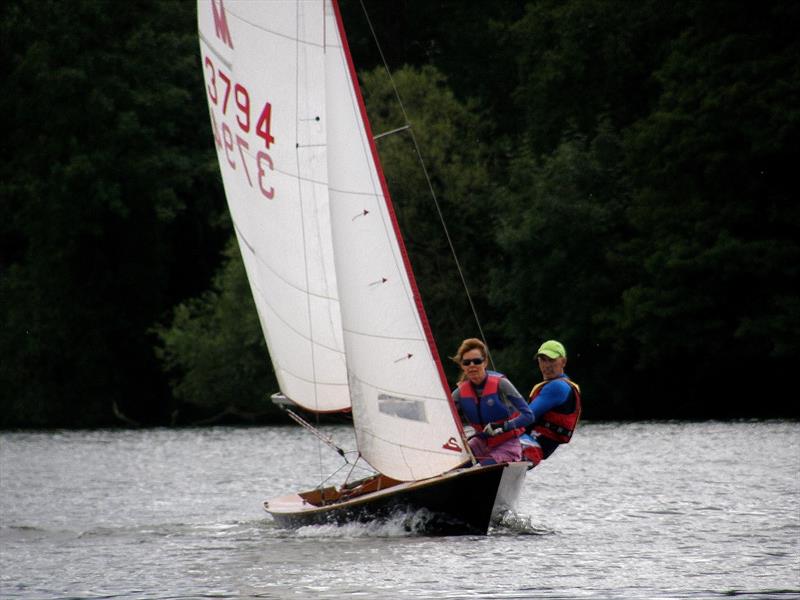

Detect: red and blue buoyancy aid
[529, 377, 582, 443]
[458, 374, 525, 447]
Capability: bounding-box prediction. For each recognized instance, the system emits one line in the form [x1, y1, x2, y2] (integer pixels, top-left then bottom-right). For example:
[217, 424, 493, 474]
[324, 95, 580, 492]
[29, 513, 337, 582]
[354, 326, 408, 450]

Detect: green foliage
[3, 0, 798, 426]
[613, 0, 800, 413]
[504, 0, 688, 155]
[490, 122, 629, 414]
[0, 0, 226, 426]
[339, 0, 526, 139]
[492, 0, 799, 417]
[153, 239, 279, 423]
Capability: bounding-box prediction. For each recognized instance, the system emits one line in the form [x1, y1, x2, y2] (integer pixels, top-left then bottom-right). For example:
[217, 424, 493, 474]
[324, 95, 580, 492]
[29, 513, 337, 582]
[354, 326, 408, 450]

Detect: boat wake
[489, 510, 556, 536]
[275, 508, 555, 538]
[292, 508, 457, 538]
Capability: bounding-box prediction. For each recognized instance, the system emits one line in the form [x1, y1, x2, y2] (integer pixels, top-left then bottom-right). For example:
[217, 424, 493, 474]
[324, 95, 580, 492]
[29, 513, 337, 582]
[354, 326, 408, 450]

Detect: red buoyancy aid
[458, 374, 524, 448]
[529, 377, 581, 443]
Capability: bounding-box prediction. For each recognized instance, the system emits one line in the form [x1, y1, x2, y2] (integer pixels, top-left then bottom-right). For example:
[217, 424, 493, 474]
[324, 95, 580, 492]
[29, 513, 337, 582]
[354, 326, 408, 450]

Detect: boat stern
[491, 461, 529, 516]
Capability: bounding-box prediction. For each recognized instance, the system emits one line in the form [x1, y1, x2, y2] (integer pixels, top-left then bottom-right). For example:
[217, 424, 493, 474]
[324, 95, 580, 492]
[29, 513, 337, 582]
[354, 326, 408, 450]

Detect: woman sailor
[451, 338, 533, 465]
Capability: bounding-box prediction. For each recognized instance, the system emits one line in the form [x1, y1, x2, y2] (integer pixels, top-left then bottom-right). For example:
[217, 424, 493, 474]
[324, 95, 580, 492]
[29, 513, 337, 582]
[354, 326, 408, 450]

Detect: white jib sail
[197, 0, 350, 413]
[325, 1, 470, 480]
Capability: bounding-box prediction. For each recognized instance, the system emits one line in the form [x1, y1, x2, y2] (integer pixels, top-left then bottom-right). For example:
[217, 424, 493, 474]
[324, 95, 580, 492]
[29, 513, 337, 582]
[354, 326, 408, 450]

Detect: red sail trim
[330, 0, 464, 435]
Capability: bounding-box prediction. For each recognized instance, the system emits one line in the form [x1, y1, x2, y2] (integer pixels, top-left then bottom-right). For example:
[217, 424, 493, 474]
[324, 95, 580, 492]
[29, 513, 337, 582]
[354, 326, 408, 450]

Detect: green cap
[537, 340, 566, 359]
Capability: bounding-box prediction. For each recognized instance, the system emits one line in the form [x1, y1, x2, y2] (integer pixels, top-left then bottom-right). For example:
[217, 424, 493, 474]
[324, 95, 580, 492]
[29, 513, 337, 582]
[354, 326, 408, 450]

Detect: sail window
[377, 394, 427, 422]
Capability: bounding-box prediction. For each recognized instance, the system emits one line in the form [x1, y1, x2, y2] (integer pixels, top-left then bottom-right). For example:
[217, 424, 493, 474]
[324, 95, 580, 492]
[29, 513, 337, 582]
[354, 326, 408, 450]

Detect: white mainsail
[197, 0, 349, 413]
[198, 0, 470, 480]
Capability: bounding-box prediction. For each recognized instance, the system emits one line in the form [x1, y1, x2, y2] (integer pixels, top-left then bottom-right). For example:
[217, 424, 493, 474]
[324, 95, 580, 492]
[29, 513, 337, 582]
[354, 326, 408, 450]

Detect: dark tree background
[1, 1, 229, 426]
[2, 0, 798, 427]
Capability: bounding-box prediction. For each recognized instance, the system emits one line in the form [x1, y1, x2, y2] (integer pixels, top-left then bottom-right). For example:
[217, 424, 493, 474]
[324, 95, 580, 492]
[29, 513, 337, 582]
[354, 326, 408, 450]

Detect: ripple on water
[1, 422, 798, 599]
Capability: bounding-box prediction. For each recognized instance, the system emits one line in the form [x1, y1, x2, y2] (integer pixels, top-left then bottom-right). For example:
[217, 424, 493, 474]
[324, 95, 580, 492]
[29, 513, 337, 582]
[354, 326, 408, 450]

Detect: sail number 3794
[204, 56, 275, 200]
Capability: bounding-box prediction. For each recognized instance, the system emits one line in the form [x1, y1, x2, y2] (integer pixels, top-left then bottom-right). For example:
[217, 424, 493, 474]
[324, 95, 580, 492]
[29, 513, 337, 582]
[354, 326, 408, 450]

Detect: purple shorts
[468, 435, 522, 465]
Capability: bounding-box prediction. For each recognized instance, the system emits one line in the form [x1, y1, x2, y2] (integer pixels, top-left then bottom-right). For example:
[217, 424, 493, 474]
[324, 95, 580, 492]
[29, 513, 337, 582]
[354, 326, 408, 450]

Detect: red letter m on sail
[211, 0, 234, 49]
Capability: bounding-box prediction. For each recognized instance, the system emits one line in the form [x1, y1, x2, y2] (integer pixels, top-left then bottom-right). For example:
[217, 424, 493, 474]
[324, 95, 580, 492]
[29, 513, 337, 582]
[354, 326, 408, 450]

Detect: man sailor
[520, 340, 582, 466]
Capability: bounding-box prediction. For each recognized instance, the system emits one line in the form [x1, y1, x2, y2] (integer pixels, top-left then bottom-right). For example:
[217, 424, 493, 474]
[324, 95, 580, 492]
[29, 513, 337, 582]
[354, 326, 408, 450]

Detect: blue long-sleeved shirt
[529, 374, 573, 421]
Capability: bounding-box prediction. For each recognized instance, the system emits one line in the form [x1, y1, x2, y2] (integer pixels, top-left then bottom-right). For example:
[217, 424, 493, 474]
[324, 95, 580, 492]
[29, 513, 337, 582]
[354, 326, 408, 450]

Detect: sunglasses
[461, 358, 485, 366]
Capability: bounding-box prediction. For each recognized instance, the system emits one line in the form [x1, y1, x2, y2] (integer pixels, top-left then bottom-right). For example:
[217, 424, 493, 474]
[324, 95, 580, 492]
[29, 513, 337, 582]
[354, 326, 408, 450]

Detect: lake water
[1, 421, 798, 599]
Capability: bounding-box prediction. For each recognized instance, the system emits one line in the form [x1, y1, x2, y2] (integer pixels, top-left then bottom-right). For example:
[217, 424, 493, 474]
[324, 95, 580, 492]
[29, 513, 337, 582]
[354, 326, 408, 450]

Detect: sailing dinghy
[197, 0, 527, 534]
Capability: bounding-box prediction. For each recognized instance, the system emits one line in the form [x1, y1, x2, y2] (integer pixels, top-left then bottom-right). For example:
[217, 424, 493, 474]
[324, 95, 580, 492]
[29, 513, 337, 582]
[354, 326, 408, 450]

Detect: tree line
[2, 0, 797, 427]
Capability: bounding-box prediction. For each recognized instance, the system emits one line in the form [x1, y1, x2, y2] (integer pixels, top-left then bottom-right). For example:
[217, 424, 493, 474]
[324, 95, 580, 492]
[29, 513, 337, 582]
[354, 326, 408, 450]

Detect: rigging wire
[357, 0, 495, 370]
[284, 407, 349, 460]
